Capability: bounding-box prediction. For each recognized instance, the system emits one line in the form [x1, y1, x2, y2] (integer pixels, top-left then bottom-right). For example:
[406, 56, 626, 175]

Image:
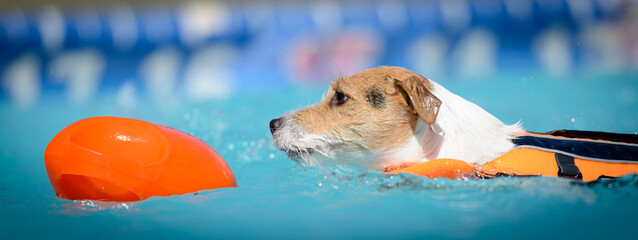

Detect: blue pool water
[1, 72, 638, 239]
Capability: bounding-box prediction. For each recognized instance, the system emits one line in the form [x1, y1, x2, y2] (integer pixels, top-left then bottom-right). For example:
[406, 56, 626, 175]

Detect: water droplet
[571, 118, 576, 123]
[269, 153, 275, 159]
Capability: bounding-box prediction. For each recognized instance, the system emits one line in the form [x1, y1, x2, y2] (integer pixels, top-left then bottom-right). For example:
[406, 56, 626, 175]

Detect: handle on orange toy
[385, 159, 476, 179]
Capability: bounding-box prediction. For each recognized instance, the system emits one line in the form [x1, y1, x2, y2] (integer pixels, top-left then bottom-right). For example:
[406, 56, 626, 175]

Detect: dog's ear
[393, 75, 442, 125]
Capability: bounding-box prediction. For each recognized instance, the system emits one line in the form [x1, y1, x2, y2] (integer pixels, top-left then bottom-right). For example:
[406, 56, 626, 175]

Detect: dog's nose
[270, 118, 282, 134]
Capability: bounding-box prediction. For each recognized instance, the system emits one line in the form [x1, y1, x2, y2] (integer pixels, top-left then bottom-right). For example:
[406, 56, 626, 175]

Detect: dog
[270, 66, 522, 170]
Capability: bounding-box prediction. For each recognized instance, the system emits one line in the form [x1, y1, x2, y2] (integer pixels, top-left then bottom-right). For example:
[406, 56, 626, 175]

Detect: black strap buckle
[555, 153, 582, 179]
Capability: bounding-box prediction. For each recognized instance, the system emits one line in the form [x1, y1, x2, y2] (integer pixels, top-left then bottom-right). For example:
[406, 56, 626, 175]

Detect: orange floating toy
[44, 116, 237, 202]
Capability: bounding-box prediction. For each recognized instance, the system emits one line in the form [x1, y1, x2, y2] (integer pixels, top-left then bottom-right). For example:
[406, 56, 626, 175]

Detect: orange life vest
[386, 130, 638, 182]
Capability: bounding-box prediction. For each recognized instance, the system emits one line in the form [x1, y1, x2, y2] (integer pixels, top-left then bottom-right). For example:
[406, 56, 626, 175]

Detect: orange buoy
[44, 116, 237, 202]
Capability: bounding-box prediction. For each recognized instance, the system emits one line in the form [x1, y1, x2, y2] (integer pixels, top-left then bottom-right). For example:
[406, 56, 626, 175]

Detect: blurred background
[0, 0, 637, 132]
[1, 2, 638, 239]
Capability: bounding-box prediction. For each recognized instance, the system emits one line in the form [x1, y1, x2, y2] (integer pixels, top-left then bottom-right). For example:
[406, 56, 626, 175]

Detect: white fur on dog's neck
[383, 81, 522, 165]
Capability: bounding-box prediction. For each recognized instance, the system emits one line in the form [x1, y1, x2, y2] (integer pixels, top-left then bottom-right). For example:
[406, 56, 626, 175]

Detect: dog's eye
[331, 91, 349, 106]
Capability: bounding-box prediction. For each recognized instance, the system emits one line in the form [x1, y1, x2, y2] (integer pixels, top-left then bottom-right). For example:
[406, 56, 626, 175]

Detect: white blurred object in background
[140, 46, 181, 103]
[2, 53, 40, 108]
[38, 6, 65, 52]
[408, 34, 449, 79]
[107, 5, 138, 51]
[49, 49, 105, 103]
[533, 26, 572, 76]
[452, 28, 499, 79]
[179, 1, 230, 47]
[183, 44, 237, 100]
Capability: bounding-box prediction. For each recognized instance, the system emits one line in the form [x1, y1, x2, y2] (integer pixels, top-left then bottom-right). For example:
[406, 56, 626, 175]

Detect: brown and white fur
[270, 66, 522, 170]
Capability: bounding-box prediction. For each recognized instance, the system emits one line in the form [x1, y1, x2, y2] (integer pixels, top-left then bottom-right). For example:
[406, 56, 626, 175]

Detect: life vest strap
[513, 134, 638, 163]
[545, 130, 638, 144]
[555, 153, 582, 179]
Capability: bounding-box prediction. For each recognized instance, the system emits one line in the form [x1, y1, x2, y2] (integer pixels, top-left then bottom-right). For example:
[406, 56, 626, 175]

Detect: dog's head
[270, 66, 442, 169]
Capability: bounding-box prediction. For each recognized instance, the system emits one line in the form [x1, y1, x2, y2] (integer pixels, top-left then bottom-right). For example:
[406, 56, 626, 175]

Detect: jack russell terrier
[270, 66, 522, 170]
